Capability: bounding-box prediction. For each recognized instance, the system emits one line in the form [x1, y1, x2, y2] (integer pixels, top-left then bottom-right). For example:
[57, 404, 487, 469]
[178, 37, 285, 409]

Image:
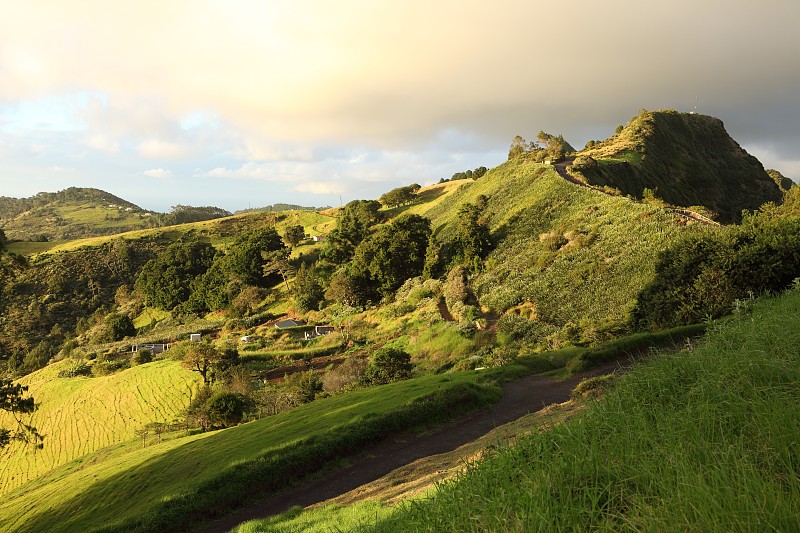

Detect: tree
[262, 248, 293, 291]
[508, 135, 527, 160]
[283, 225, 306, 248]
[225, 227, 287, 287]
[457, 203, 491, 263]
[323, 200, 382, 263]
[351, 214, 432, 300]
[293, 262, 325, 313]
[135, 240, 217, 310]
[207, 392, 251, 427]
[182, 343, 223, 385]
[364, 347, 413, 385]
[0, 379, 43, 449]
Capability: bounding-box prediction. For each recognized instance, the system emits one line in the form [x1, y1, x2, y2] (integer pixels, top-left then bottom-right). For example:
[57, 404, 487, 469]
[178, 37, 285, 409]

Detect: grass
[0, 370, 501, 533]
[15, 209, 335, 258]
[368, 287, 800, 531]
[0, 359, 200, 496]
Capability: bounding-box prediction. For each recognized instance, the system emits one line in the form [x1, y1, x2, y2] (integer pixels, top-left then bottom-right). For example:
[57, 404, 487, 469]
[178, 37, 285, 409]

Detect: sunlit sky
[1, 1, 798, 212]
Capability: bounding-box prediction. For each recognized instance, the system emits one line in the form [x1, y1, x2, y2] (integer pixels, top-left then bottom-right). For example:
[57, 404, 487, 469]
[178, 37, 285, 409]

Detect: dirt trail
[200, 361, 626, 533]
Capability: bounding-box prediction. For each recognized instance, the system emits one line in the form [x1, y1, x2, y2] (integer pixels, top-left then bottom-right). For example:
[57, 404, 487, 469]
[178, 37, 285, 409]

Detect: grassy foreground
[0, 371, 500, 533]
[367, 288, 800, 531]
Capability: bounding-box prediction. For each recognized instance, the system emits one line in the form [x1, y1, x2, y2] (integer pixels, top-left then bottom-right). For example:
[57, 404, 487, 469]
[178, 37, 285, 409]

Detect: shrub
[57, 360, 92, 378]
[364, 347, 413, 385]
[322, 356, 368, 394]
[207, 392, 252, 428]
[131, 349, 153, 366]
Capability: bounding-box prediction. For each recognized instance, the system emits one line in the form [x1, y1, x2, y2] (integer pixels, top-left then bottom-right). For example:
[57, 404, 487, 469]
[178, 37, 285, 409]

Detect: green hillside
[0, 359, 200, 495]
[571, 110, 782, 223]
[0, 371, 498, 533]
[0, 187, 154, 241]
[424, 157, 708, 345]
[369, 287, 800, 531]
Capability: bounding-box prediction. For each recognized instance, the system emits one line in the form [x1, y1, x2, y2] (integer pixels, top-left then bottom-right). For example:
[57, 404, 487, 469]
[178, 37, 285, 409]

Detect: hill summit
[572, 110, 782, 223]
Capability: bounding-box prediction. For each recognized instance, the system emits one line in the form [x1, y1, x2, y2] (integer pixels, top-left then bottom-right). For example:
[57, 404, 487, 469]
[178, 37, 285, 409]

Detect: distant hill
[571, 110, 783, 223]
[235, 202, 331, 214]
[0, 187, 231, 242]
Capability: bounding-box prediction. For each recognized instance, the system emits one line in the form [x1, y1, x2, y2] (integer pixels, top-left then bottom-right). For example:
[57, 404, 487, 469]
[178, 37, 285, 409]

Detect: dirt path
[200, 361, 627, 533]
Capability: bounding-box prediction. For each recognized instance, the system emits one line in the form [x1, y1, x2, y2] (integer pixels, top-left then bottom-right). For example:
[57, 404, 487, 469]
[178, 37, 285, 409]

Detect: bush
[132, 349, 154, 366]
[364, 347, 413, 385]
[57, 360, 92, 378]
[322, 356, 368, 394]
[207, 392, 252, 428]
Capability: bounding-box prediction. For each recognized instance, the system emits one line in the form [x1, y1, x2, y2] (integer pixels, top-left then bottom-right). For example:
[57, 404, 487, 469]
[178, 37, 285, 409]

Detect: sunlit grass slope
[427, 158, 709, 331]
[0, 371, 497, 533]
[0, 359, 200, 495]
[373, 288, 800, 531]
[15, 209, 335, 257]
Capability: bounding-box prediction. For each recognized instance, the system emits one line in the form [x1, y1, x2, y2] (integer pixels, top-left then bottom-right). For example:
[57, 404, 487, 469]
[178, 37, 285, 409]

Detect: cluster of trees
[151, 205, 232, 226]
[438, 166, 488, 184]
[136, 228, 288, 315]
[508, 131, 575, 162]
[379, 184, 421, 208]
[632, 213, 800, 329]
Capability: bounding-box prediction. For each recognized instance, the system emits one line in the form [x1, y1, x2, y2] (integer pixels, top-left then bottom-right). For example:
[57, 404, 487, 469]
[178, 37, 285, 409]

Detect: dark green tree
[456, 203, 491, 263]
[283, 225, 306, 248]
[364, 347, 413, 385]
[293, 262, 325, 313]
[225, 227, 287, 287]
[323, 200, 382, 263]
[207, 392, 251, 427]
[351, 214, 432, 300]
[0, 380, 43, 449]
[136, 240, 217, 310]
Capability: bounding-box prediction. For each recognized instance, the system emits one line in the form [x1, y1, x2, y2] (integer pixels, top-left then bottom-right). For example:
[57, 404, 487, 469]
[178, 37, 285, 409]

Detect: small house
[312, 235, 326, 242]
[303, 325, 336, 340]
[131, 343, 170, 355]
[275, 319, 306, 329]
[189, 333, 202, 342]
[240, 335, 252, 342]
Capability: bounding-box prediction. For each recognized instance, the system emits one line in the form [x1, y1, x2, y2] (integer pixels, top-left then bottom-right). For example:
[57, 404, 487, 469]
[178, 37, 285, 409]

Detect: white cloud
[137, 139, 190, 160]
[142, 168, 172, 179]
[86, 134, 119, 153]
[295, 181, 345, 195]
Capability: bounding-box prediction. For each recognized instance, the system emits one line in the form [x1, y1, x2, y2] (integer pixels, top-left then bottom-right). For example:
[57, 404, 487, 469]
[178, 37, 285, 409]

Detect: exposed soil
[200, 360, 628, 533]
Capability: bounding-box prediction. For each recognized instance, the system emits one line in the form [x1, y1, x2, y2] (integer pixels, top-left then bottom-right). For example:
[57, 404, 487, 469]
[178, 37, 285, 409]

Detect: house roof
[275, 319, 306, 329]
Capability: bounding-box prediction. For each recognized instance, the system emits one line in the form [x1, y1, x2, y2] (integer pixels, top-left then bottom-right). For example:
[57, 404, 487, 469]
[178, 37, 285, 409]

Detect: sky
[1, 0, 799, 213]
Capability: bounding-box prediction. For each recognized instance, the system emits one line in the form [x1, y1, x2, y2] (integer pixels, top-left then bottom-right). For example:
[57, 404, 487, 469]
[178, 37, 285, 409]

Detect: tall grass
[371, 288, 800, 531]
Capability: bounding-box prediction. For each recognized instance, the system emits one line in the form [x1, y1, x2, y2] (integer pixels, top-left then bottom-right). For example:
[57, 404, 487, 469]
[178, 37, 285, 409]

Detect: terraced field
[0, 359, 200, 495]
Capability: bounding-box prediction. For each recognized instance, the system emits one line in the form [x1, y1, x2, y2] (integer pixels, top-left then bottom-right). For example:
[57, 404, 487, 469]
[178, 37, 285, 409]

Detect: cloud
[86, 134, 119, 153]
[295, 181, 346, 195]
[137, 139, 190, 160]
[142, 168, 173, 179]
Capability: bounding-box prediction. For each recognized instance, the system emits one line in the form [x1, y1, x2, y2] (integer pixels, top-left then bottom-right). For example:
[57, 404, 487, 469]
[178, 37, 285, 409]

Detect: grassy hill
[570, 110, 782, 223]
[0, 187, 154, 241]
[422, 157, 709, 345]
[367, 287, 800, 531]
[0, 359, 200, 495]
[0, 370, 500, 533]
